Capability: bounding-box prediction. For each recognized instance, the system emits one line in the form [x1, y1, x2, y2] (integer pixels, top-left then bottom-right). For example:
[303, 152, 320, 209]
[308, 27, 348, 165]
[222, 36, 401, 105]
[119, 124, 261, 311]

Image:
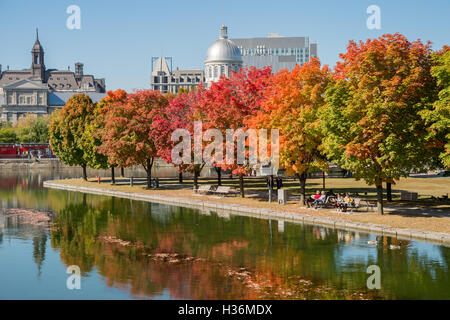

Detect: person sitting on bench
[341, 193, 354, 212]
[314, 191, 327, 209]
[306, 190, 321, 208]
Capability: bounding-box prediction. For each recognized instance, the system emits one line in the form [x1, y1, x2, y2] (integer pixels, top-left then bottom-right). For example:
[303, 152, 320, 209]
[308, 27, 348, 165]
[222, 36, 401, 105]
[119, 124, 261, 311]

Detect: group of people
[306, 190, 327, 209]
[306, 190, 355, 212]
[335, 193, 355, 212]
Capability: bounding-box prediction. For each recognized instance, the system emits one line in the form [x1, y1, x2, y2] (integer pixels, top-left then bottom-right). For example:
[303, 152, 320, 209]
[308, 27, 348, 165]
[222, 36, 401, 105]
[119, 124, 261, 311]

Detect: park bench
[335, 198, 360, 212]
[347, 198, 376, 212]
[348, 198, 362, 212]
[212, 186, 239, 197]
[317, 196, 337, 209]
[360, 199, 377, 211]
[196, 185, 214, 194]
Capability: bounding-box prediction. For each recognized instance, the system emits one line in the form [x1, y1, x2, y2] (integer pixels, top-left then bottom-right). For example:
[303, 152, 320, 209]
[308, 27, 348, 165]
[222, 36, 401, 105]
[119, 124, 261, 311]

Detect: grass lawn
[50, 175, 450, 234]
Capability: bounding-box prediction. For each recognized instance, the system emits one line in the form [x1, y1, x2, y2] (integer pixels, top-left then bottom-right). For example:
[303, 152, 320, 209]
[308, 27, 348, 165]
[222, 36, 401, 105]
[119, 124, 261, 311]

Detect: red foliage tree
[152, 86, 206, 189]
[197, 67, 273, 196]
[99, 90, 169, 189]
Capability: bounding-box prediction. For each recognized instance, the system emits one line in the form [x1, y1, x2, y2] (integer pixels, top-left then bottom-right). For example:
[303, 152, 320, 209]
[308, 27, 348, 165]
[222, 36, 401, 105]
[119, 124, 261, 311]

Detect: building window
[27, 96, 31, 104]
[214, 65, 218, 78]
[220, 65, 225, 76]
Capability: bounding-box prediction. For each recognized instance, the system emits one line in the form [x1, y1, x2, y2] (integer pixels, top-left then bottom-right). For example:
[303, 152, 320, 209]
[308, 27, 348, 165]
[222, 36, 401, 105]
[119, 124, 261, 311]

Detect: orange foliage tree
[99, 90, 169, 189]
[250, 59, 330, 204]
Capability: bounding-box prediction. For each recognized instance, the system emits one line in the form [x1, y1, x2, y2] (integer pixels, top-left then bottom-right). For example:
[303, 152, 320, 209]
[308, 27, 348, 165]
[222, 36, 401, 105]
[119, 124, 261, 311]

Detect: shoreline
[43, 180, 450, 246]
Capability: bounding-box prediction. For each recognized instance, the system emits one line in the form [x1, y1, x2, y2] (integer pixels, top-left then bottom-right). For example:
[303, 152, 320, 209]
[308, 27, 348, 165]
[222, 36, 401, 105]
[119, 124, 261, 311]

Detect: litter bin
[401, 191, 418, 201]
[278, 189, 288, 205]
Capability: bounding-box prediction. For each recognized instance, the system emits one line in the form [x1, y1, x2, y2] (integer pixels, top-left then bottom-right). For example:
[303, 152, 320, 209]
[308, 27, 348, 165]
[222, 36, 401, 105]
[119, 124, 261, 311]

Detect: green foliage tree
[320, 34, 439, 214]
[15, 114, 50, 143]
[420, 46, 450, 167]
[0, 127, 17, 143]
[49, 94, 107, 180]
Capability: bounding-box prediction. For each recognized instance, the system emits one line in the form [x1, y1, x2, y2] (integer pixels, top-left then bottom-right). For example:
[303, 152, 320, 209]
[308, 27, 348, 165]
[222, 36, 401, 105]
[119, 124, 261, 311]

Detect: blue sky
[0, 0, 449, 92]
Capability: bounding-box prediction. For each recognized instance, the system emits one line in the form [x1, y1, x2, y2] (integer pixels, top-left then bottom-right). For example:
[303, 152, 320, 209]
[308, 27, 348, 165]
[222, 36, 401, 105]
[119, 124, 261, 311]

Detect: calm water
[0, 171, 449, 300]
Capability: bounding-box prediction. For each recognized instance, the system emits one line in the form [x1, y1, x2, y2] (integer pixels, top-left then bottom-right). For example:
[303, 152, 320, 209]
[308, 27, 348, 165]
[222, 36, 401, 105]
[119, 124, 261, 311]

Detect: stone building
[150, 57, 204, 94]
[0, 30, 106, 123]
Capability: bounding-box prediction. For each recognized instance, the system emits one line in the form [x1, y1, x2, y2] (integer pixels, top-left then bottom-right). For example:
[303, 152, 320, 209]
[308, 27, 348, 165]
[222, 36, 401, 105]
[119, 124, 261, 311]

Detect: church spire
[31, 28, 45, 80]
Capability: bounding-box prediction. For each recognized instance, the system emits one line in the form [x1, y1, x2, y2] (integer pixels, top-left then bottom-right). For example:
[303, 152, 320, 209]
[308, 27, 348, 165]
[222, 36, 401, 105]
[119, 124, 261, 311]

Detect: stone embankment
[44, 180, 450, 246]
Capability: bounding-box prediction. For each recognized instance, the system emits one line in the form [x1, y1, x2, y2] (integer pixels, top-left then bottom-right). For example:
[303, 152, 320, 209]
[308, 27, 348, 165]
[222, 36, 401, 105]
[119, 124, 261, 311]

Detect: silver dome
[205, 26, 243, 63]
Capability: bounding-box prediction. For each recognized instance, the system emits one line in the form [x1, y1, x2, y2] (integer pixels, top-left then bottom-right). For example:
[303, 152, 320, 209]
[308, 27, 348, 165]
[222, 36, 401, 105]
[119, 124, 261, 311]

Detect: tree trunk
[193, 170, 199, 190]
[178, 171, 183, 183]
[239, 175, 245, 198]
[82, 164, 87, 181]
[215, 167, 222, 186]
[322, 171, 326, 190]
[111, 167, 115, 184]
[386, 182, 392, 202]
[146, 158, 153, 189]
[120, 167, 124, 177]
[376, 184, 384, 215]
[298, 173, 307, 205]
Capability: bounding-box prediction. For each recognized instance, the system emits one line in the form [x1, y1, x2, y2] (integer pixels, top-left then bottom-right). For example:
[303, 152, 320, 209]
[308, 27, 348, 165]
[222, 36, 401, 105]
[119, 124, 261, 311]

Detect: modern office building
[150, 57, 204, 94]
[231, 33, 318, 73]
[0, 29, 106, 123]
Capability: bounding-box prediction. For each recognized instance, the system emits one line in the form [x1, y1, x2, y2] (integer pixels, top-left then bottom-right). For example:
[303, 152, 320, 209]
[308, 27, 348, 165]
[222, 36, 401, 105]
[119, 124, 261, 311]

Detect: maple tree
[94, 89, 128, 183]
[99, 90, 169, 189]
[198, 67, 273, 197]
[250, 59, 330, 204]
[320, 33, 439, 214]
[153, 86, 206, 189]
[49, 94, 106, 180]
[420, 46, 450, 167]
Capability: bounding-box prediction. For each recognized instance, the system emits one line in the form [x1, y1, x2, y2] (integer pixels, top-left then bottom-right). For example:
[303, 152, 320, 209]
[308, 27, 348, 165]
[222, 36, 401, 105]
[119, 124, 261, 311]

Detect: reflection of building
[150, 57, 204, 94]
[231, 34, 318, 73]
[204, 25, 243, 86]
[0, 29, 106, 123]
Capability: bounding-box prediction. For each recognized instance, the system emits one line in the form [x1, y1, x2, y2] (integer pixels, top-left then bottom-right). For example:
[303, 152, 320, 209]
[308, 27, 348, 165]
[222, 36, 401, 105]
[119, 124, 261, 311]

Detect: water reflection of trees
[1, 171, 449, 299]
[0, 214, 49, 276]
[48, 194, 450, 299]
